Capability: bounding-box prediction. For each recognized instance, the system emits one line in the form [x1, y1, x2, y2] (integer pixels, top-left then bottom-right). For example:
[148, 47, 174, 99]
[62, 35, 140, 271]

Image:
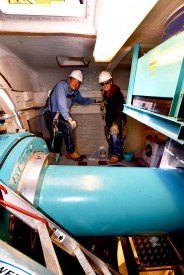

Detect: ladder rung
[37, 221, 63, 275]
[73, 246, 96, 275]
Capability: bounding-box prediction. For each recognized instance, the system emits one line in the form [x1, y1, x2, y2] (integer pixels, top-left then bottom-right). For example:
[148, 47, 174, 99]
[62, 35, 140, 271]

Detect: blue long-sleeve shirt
[49, 80, 95, 121]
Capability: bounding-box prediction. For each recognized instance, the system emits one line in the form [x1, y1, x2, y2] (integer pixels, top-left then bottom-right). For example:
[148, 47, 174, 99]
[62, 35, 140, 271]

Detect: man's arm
[74, 90, 96, 105]
[53, 82, 70, 121]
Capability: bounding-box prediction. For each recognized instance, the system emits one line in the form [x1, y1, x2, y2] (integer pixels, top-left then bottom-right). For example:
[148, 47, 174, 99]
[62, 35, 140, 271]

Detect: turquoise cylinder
[38, 165, 184, 236]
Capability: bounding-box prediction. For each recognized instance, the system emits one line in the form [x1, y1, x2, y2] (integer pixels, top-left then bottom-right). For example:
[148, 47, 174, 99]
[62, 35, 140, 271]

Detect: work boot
[109, 156, 119, 164]
[65, 151, 82, 161]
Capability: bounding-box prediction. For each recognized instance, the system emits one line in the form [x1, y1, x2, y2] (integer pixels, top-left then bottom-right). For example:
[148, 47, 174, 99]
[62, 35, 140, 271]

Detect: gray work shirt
[49, 80, 95, 121]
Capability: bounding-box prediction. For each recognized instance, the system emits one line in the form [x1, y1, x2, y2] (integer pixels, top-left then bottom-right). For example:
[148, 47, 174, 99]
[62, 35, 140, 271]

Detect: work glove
[110, 123, 119, 135]
[68, 117, 77, 129]
[100, 101, 105, 111]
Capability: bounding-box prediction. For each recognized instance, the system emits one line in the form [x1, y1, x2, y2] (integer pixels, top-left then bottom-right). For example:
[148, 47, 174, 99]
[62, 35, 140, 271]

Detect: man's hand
[68, 117, 77, 129]
[100, 101, 105, 111]
[110, 124, 119, 135]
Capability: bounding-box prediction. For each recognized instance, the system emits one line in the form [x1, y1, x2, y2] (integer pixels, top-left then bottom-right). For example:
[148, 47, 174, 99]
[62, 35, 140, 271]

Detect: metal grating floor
[131, 235, 181, 268]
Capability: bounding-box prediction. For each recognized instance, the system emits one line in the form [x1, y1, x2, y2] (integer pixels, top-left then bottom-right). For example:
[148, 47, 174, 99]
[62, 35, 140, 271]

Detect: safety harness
[43, 89, 62, 152]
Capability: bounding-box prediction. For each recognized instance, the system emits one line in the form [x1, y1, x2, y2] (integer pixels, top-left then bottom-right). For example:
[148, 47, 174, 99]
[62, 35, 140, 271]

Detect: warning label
[9, 0, 34, 4]
[35, 0, 65, 3]
[35, 0, 51, 4]
[8, 0, 64, 4]
[0, 261, 31, 275]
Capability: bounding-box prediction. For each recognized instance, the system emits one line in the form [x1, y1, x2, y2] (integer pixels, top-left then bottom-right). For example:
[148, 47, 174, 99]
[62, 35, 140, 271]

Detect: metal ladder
[0, 181, 122, 275]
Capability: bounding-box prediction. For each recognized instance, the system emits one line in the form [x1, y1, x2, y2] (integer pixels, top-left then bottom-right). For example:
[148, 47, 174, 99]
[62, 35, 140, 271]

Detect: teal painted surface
[0, 133, 33, 165]
[0, 133, 48, 241]
[1, 133, 184, 238]
[169, 58, 184, 117]
[126, 44, 139, 105]
[0, 133, 48, 190]
[124, 31, 184, 142]
[133, 31, 184, 98]
[39, 165, 184, 236]
[123, 105, 184, 144]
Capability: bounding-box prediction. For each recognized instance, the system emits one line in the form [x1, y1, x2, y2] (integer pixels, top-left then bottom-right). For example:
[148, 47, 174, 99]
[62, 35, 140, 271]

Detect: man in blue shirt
[49, 70, 95, 160]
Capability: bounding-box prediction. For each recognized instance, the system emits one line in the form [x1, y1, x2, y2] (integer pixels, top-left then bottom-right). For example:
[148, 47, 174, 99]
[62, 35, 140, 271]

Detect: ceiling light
[93, 0, 158, 62]
[56, 57, 90, 67]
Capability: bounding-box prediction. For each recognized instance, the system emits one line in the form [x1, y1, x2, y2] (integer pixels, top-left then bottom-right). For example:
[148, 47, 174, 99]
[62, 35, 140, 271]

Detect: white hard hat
[99, 71, 112, 83]
[69, 70, 83, 82]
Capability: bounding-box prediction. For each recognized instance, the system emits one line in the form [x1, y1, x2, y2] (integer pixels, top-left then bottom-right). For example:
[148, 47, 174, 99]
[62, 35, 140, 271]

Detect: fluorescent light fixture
[93, 0, 158, 62]
[56, 57, 90, 67]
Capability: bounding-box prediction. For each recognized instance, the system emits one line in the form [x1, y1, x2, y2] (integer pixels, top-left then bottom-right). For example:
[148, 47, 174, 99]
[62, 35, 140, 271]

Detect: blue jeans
[104, 126, 123, 157]
[51, 114, 75, 154]
[57, 119, 75, 153]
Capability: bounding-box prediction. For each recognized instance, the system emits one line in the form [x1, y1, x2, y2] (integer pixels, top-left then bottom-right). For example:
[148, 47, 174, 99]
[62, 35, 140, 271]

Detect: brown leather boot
[109, 156, 119, 164]
[65, 151, 82, 161]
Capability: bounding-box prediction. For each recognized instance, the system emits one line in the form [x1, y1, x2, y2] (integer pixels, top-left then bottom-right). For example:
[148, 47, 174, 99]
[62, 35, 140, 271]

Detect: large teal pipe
[38, 165, 184, 236]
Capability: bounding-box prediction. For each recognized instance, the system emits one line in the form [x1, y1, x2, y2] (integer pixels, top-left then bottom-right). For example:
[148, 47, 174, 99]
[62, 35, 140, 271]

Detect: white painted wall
[0, 45, 39, 130]
[0, 45, 36, 91]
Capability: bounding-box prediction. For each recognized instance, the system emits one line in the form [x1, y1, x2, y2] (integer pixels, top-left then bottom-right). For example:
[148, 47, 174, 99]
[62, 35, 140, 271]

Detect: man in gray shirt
[49, 70, 95, 160]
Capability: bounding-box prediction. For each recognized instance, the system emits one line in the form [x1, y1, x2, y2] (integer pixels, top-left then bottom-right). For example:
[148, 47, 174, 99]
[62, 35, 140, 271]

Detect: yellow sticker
[44, 158, 49, 168]
[9, 0, 34, 4]
[35, 0, 50, 4]
[150, 49, 160, 71]
[8, 0, 64, 4]
[35, 0, 64, 5]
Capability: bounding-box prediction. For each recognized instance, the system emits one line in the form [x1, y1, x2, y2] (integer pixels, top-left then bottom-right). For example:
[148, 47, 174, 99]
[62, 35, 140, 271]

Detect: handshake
[68, 117, 77, 129]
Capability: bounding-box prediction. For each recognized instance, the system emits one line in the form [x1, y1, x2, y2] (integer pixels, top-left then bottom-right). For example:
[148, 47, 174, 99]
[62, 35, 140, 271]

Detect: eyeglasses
[100, 81, 110, 86]
[71, 78, 81, 85]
